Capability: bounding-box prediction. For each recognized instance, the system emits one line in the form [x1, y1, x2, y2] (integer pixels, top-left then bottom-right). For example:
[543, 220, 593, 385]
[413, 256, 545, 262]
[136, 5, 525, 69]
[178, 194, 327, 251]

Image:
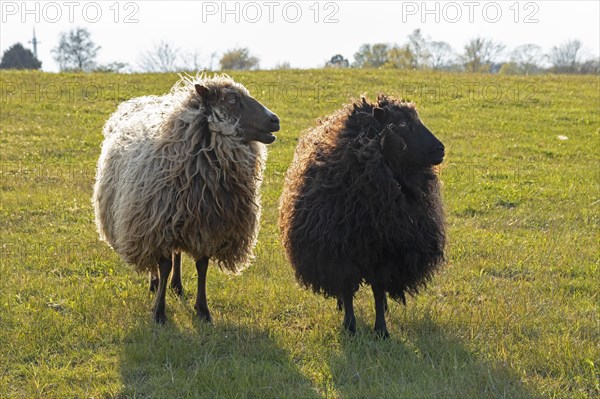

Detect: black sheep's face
[374, 106, 445, 169]
[195, 84, 280, 144]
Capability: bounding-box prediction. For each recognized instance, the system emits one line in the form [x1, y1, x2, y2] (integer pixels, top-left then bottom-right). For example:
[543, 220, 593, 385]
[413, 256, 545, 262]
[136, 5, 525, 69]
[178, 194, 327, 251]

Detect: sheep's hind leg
[149, 270, 159, 292]
[170, 252, 183, 298]
[336, 297, 344, 311]
[152, 257, 173, 324]
[342, 288, 356, 335]
[372, 284, 389, 339]
[194, 256, 212, 323]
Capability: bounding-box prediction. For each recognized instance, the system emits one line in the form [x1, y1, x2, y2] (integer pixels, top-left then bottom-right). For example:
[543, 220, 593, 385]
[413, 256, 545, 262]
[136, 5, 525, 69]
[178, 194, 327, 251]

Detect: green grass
[0, 69, 598, 398]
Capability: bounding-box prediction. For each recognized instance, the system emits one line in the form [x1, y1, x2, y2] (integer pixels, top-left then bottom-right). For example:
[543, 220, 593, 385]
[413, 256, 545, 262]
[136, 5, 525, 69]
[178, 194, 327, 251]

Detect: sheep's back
[94, 95, 170, 266]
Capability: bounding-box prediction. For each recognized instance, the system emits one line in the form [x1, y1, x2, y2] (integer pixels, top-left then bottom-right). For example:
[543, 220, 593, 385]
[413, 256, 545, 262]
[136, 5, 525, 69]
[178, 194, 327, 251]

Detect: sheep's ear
[373, 107, 387, 124]
[195, 84, 211, 99]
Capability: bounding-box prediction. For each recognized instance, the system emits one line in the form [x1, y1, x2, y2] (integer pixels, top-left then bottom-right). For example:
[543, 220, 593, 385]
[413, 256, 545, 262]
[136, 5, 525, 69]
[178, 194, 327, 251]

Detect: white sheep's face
[196, 84, 279, 144]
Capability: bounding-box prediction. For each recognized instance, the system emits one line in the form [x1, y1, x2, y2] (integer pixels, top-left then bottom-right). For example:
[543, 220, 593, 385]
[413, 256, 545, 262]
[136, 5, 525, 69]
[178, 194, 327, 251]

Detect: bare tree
[180, 49, 203, 72]
[548, 39, 582, 73]
[138, 41, 179, 72]
[52, 27, 100, 72]
[462, 37, 505, 72]
[510, 44, 543, 74]
[428, 41, 455, 70]
[407, 29, 431, 69]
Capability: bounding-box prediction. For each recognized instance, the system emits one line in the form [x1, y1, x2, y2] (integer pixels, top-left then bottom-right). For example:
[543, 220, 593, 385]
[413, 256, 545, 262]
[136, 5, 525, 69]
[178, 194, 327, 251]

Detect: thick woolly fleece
[93, 75, 266, 273]
[279, 95, 446, 303]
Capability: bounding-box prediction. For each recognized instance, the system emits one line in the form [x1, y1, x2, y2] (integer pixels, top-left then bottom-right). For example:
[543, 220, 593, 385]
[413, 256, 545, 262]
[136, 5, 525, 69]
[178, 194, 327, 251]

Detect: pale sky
[1, 0, 599, 71]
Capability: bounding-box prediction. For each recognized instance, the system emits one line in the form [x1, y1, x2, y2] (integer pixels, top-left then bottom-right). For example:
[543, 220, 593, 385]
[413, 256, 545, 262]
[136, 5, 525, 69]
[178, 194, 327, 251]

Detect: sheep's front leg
[342, 288, 356, 335]
[152, 257, 173, 324]
[170, 252, 183, 298]
[194, 256, 212, 323]
[372, 284, 389, 338]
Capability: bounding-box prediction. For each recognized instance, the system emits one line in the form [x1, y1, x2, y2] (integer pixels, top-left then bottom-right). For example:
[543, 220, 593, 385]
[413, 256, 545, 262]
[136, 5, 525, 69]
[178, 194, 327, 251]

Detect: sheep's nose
[437, 144, 445, 152]
[267, 113, 280, 132]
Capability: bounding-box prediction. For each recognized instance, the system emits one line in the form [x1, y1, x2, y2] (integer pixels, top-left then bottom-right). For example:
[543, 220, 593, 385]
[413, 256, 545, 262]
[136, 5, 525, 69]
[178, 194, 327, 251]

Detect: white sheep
[93, 74, 280, 323]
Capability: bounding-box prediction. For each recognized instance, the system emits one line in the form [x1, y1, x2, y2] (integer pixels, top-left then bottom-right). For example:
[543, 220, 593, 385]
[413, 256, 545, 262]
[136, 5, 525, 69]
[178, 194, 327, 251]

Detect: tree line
[0, 27, 260, 73]
[1, 27, 597, 75]
[326, 29, 598, 75]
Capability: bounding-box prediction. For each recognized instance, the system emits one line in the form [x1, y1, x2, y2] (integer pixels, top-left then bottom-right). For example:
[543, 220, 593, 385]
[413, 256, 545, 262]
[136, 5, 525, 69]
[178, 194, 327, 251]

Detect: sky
[1, 0, 599, 72]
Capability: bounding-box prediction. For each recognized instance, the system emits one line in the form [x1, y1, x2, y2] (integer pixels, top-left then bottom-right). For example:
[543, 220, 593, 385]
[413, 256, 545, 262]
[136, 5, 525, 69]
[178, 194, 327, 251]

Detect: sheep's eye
[228, 97, 237, 104]
[398, 121, 407, 127]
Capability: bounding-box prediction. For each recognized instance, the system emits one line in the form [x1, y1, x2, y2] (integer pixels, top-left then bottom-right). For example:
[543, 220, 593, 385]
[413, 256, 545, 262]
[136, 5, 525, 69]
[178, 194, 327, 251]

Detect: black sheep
[279, 95, 446, 337]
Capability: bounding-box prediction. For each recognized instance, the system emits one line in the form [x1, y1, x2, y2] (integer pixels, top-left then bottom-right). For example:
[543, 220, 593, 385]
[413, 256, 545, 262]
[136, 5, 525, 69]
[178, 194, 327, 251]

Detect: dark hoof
[149, 278, 159, 293]
[375, 328, 390, 339]
[195, 306, 212, 323]
[170, 282, 183, 298]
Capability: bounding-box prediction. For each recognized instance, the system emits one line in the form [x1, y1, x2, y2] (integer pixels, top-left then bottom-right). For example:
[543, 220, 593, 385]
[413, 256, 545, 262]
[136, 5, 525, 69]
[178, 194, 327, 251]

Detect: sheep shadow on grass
[328, 313, 541, 399]
[118, 312, 319, 398]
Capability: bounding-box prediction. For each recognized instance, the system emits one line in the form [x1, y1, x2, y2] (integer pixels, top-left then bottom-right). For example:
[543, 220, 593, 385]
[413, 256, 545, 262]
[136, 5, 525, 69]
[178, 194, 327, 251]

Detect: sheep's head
[371, 97, 444, 171]
[195, 81, 279, 144]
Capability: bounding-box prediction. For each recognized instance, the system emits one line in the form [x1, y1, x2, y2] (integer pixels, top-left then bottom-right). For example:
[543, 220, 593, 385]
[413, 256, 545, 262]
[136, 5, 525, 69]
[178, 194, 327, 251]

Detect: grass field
[0, 69, 598, 398]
